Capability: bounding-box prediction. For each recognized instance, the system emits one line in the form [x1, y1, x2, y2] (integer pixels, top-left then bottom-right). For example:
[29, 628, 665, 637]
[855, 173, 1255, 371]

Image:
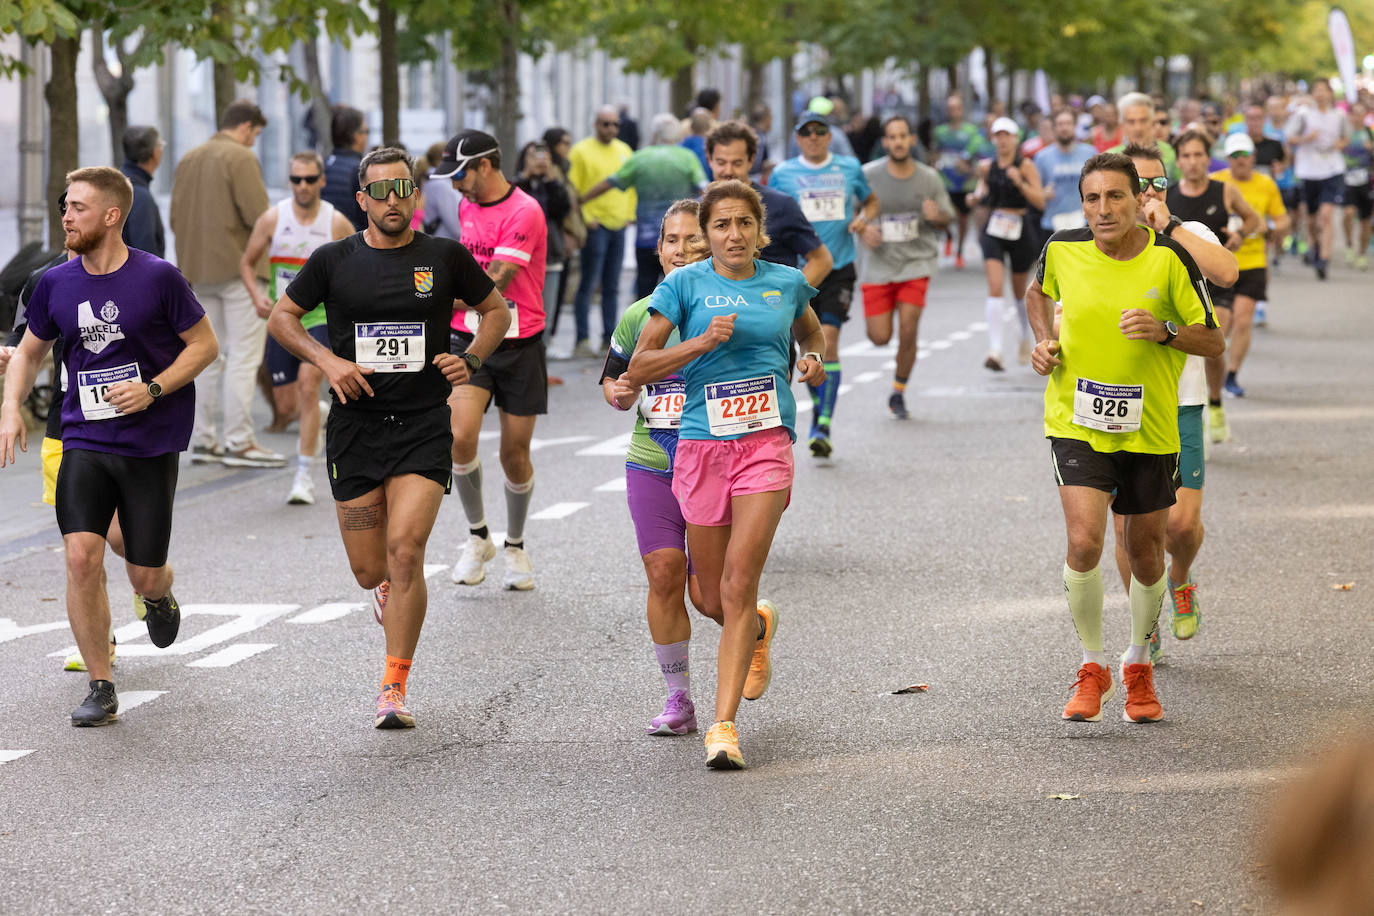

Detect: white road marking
[796, 400, 813, 413]
[530, 502, 589, 521]
[49, 604, 298, 659]
[423, 564, 447, 579]
[881, 360, 897, 371]
[288, 603, 358, 625]
[526, 435, 594, 452]
[0, 618, 71, 645]
[853, 371, 882, 384]
[119, 690, 166, 713]
[968, 321, 988, 331]
[837, 384, 853, 396]
[576, 432, 632, 456]
[187, 643, 276, 668]
[0, 750, 35, 765]
[839, 340, 876, 356]
[949, 330, 972, 341]
[928, 340, 953, 350]
[595, 477, 627, 492]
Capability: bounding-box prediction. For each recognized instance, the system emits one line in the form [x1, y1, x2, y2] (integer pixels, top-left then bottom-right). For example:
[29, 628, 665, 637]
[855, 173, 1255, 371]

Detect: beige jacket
[169, 132, 270, 285]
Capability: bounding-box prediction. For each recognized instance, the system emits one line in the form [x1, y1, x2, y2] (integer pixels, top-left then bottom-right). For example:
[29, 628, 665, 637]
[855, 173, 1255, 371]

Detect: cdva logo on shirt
[704, 294, 747, 308]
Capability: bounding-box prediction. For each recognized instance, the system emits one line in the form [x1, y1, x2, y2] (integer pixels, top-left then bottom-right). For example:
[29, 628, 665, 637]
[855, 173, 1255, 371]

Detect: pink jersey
[452, 185, 548, 339]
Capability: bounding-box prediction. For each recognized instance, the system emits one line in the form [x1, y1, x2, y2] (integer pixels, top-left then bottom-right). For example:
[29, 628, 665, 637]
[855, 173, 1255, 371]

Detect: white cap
[1223, 132, 1255, 156]
[991, 117, 1020, 137]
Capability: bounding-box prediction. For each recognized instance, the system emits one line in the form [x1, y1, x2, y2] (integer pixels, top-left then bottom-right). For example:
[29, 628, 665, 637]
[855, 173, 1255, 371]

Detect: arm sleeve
[158, 263, 208, 333]
[794, 272, 820, 318]
[601, 307, 642, 382]
[449, 242, 497, 305]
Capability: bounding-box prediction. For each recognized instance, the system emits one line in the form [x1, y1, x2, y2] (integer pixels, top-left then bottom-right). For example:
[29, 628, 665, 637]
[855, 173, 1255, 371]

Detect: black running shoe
[71, 679, 119, 727]
[143, 592, 181, 648]
[888, 392, 909, 420]
[809, 424, 833, 458]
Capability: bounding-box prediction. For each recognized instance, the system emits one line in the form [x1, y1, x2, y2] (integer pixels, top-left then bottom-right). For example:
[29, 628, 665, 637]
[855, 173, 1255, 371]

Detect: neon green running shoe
[1170, 579, 1200, 640]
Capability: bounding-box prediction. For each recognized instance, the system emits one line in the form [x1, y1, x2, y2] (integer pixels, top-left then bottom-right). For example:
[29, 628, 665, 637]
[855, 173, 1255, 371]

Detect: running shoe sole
[809, 437, 832, 458]
[71, 712, 119, 727]
[706, 747, 745, 769]
[374, 711, 416, 729]
[648, 720, 698, 737]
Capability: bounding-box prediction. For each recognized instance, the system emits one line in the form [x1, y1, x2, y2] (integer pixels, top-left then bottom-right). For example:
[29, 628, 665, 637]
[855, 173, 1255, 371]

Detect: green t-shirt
[1038, 226, 1215, 454]
[271, 261, 326, 329]
[610, 145, 707, 249]
[609, 296, 682, 473]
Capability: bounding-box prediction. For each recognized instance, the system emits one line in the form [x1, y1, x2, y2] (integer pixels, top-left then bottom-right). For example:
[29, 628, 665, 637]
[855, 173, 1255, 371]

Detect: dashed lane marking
[288, 603, 356, 624]
[577, 433, 632, 456]
[595, 477, 627, 492]
[530, 502, 589, 521]
[0, 618, 72, 645]
[118, 691, 166, 714]
[853, 371, 882, 384]
[48, 604, 298, 659]
[0, 750, 35, 765]
[526, 435, 595, 452]
[186, 643, 276, 668]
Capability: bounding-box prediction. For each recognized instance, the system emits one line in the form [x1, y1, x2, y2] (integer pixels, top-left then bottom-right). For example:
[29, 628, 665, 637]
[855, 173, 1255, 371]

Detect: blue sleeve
[158, 261, 207, 334]
[769, 166, 795, 197]
[647, 271, 686, 328]
[22, 273, 57, 341]
[776, 195, 822, 258]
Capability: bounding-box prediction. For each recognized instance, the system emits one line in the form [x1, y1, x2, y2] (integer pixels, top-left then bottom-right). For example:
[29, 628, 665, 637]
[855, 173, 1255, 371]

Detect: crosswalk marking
[49, 604, 299, 659]
[288, 603, 358, 624]
[187, 643, 276, 668]
[0, 618, 71, 645]
[119, 690, 166, 713]
[0, 750, 34, 765]
[530, 502, 589, 521]
[595, 477, 627, 492]
[576, 432, 632, 456]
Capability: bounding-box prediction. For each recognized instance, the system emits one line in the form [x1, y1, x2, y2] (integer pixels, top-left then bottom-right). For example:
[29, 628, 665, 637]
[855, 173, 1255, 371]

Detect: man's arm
[1225, 183, 1261, 245]
[1026, 278, 1063, 376]
[0, 330, 56, 465]
[239, 207, 277, 317]
[580, 178, 615, 205]
[455, 287, 510, 364]
[1139, 198, 1238, 287]
[1119, 309, 1224, 357]
[848, 192, 880, 235]
[485, 260, 521, 294]
[103, 315, 220, 415]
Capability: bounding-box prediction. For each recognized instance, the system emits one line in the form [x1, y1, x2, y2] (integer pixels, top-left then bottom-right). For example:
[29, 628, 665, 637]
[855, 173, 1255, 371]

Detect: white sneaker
[503, 545, 534, 590]
[287, 471, 314, 505]
[452, 535, 497, 585]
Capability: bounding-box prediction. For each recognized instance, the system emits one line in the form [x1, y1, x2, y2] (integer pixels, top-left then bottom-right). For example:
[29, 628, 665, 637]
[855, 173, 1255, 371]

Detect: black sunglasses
[289, 174, 322, 185]
[1138, 176, 1169, 192]
[363, 178, 416, 200]
[598, 120, 619, 128]
[798, 125, 830, 138]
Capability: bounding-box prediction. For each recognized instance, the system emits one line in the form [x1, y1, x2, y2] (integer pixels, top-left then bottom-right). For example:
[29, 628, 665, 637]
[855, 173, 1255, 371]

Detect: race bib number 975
[1072, 378, 1143, 432]
[799, 188, 846, 223]
[355, 322, 425, 373]
[705, 375, 781, 437]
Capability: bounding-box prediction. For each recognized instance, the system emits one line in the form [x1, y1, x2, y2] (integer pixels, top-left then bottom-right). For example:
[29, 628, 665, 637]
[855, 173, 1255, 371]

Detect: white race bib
[355, 322, 425, 373]
[986, 209, 1024, 241]
[78, 362, 141, 421]
[463, 297, 520, 339]
[704, 375, 781, 437]
[879, 213, 920, 243]
[799, 188, 845, 223]
[1345, 168, 1369, 186]
[937, 152, 963, 172]
[1051, 212, 1087, 231]
[1073, 378, 1143, 432]
[639, 380, 685, 429]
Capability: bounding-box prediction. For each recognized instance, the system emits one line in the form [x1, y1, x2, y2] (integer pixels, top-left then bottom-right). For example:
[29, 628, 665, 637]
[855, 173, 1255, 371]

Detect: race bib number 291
[355, 322, 425, 373]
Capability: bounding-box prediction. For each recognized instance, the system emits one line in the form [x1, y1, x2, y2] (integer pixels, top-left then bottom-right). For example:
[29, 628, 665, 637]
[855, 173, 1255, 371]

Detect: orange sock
[382, 655, 412, 693]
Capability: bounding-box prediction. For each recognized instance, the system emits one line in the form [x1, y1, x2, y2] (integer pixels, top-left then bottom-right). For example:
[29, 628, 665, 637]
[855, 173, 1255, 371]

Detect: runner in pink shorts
[628, 179, 827, 770]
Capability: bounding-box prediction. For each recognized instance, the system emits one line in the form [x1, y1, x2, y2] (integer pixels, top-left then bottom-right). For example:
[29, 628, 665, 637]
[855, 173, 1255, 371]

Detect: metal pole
[18, 41, 49, 247]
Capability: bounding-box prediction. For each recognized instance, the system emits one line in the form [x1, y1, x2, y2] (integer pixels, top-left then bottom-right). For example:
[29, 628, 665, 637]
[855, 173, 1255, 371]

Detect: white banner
[1329, 6, 1359, 104]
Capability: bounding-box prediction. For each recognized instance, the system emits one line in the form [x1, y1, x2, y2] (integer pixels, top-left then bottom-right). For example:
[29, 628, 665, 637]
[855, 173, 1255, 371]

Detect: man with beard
[1, 166, 220, 726]
[856, 115, 954, 419]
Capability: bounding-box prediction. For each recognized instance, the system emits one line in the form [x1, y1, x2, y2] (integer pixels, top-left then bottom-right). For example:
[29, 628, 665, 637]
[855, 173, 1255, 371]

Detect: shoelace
[375, 580, 390, 607]
[1069, 665, 1103, 694]
[706, 723, 735, 744]
[1174, 583, 1197, 616]
[378, 684, 406, 710]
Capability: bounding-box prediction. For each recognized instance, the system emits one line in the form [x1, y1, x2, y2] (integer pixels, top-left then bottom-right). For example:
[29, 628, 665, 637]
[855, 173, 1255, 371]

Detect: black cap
[431, 129, 500, 179]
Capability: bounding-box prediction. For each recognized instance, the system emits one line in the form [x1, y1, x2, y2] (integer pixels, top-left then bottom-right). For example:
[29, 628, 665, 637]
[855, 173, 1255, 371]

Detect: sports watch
[1162, 215, 1183, 237]
[147, 381, 163, 401]
[1159, 321, 1178, 346]
[462, 352, 482, 372]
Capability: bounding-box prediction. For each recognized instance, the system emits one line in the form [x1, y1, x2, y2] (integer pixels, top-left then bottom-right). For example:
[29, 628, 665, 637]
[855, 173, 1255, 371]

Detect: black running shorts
[326, 403, 454, 502]
[54, 448, 179, 567]
[811, 262, 856, 327]
[449, 332, 548, 416]
[1049, 437, 1179, 515]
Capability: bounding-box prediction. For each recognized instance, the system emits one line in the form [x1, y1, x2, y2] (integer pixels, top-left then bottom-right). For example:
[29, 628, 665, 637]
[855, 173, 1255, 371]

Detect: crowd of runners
[0, 79, 1369, 770]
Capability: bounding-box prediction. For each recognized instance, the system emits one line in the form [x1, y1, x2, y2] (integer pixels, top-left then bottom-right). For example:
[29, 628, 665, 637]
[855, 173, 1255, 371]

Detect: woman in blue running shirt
[629, 179, 826, 770]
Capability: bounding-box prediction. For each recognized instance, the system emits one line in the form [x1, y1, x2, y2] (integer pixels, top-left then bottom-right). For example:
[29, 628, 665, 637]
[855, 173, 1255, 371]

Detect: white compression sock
[986, 297, 1005, 356]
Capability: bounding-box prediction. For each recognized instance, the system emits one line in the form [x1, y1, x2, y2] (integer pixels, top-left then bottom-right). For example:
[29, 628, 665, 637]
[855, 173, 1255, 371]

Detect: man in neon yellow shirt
[1026, 153, 1223, 726]
[569, 106, 635, 357]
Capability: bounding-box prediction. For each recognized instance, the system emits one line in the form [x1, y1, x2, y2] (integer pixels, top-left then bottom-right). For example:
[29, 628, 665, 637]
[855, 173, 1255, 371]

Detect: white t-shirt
[1286, 107, 1348, 181]
[1175, 220, 1217, 406]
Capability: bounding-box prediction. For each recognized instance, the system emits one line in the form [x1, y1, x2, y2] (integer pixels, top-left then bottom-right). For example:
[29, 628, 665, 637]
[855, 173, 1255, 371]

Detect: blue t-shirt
[24, 248, 206, 457]
[648, 258, 817, 442]
[1034, 142, 1096, 230]
[768, 155, 871, 270]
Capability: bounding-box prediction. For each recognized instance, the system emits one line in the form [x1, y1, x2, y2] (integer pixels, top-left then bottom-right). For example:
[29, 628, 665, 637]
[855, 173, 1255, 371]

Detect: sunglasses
[1228, 151, 1252, 159]
[598, 121, 619, 128]
[1155, 119, 1170, 126]
[1138, 176, 1169, 191]
[289, 174, 322, 185]
[363, 178, 416, 200]
[798, 126, 830, 138]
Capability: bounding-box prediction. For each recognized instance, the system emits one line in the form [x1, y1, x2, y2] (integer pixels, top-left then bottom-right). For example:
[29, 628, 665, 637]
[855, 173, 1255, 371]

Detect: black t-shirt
[285, 232, 494, 414]
[1253, 138, 1285, 173]
[754, 182, 824, 267]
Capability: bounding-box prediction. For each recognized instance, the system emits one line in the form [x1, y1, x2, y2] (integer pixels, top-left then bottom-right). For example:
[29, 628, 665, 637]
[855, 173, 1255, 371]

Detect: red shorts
[671, 427, 793, 527]
[861, 277, 930, 318]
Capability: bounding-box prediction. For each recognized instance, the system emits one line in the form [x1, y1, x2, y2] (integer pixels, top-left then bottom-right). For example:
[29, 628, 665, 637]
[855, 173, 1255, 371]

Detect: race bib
[463, 297, 520, 339]
[937, 152, 963, 172]
[880, 213, 920, 243]
[799, 188, 845, 223]
[704, 375, 781, 437]
[639, 379, 685, 429]
[1051, 212, 1087, 232]
[78, 362, 141, 421]
[355, 322, 425, 373]
[986, 209, 1024, 241]
[1345, 168, 1369, 186]
[1073, 378, 1143, 432]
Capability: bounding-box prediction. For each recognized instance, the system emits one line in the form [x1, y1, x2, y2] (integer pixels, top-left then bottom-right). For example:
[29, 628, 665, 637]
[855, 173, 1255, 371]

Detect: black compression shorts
[55, 448, 179, 567]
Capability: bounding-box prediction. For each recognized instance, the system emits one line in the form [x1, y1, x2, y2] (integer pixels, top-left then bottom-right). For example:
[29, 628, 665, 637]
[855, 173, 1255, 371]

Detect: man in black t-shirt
[268, 147, 509, 731]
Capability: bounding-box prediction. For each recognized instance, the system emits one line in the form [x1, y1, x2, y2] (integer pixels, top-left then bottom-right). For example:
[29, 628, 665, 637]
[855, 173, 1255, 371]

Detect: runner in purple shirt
[0, 166, 219, 727]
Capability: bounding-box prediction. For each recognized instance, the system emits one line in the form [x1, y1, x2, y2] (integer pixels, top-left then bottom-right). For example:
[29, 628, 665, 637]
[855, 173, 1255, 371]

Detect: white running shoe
[503, 545, 535, 591]
[452, 535, 497, 585]
[287, 471, 315, 505]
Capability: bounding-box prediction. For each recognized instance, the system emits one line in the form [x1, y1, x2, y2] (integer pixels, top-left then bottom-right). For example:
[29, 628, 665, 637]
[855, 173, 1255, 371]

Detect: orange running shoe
[1062, 662, 1114, 721]
[742, 599, 778, 701]
[1121, 663, 1163, 722]
[704, 721, 745, 769]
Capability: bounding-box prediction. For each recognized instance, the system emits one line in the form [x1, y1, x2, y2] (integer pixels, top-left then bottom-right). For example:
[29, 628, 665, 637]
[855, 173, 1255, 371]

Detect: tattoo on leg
[341, 499, 384, 530]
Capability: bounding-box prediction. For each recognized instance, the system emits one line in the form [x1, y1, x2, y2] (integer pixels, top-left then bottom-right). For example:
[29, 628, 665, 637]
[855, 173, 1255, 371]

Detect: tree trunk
[744, 52, 765, 113]
[301, 35, 333, 154]
[983, 51, 995, 110]
[671, 62, 694, 118]
[781, 53, 796, 121]
[211, 1, 235, 121]
[91, 29, 138, 166]
[378, 0, 400, 146]
[496, 0, 520, 171]
[916, 62, 930, 121]
[1190, 53, 1208, 98]
[46, 36, 80, 250]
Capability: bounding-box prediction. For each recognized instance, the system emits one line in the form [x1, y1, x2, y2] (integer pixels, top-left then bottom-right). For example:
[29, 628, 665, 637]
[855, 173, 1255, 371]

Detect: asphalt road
[1, 247, 1371, 914]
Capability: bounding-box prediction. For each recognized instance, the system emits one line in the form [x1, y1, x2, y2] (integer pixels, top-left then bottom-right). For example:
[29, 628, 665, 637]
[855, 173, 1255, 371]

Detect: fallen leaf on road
[1332, 582, 1355, 591]
[891, 684, 929, 695]
[1191, 901, 1204, 908]
[1047, 793, 1080, 800]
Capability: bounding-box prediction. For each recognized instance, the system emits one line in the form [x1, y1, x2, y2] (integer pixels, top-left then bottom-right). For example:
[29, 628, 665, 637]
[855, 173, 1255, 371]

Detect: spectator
[514, 141, 572, 381]
[169, 98, 283, 467]
[679, 107, 714, 179]
[541, 127, 585, 344]
[119, 125, 165, 258]
[582, 112, 707, 299]
[693, 87, 722, 122]
[323, 105, 370, 231]
[748, 102, 774, 182]
[420, 140, 461, 240]
[567, 105, 634, 357]
[618, 103, 640, 151]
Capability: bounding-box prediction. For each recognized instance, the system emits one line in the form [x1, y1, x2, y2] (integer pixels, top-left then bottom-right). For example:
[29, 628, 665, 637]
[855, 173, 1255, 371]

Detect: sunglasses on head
[798, 125, 830, 138]
[289, 174, 322, 185]
[363, 178, 416, 200]
[1138, 176, 1169, 191]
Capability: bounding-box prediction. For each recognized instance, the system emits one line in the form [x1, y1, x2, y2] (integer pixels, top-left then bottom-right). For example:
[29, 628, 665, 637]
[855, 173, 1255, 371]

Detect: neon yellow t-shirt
[1039, 226, 1217, 454]
[1210, 168, 1286, 272]
[568, 137, 636, 230]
